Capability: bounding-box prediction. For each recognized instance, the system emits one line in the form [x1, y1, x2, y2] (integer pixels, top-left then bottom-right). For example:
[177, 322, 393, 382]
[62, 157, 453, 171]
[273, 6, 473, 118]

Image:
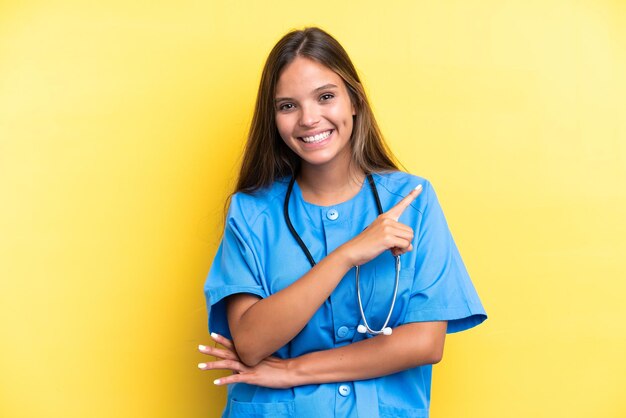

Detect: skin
[198, 57, 447, 387]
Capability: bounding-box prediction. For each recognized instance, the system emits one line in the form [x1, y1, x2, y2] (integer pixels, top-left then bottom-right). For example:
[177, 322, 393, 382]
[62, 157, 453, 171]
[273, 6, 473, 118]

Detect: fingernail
[210, 332, 219, 339]
[414, 184, 422, 191]
[213, 379, 221, 385]
[198, 344, 207, 351]
[198, 363, 207, 369]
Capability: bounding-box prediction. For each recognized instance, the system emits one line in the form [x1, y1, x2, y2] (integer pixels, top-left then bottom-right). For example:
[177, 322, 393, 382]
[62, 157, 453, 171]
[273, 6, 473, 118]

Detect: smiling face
[274, 57, 356, 172]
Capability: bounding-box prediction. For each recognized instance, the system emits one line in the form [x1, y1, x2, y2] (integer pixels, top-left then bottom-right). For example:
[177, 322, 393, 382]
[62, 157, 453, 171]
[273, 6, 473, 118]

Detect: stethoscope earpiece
[357, 324, 392, 335]
[355, 254, 400, 336]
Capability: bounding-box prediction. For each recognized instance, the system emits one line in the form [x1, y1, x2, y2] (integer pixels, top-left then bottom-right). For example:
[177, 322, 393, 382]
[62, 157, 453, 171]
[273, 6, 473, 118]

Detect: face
[274, 57, 356, 171]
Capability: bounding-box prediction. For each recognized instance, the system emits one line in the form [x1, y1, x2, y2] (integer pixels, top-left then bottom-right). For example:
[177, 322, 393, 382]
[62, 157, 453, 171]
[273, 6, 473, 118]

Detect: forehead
[275, 57, 345, 96]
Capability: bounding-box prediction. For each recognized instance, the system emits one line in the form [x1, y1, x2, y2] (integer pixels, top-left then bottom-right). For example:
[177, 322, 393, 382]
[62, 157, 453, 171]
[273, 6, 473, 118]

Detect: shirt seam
[232, 186, 284, 226]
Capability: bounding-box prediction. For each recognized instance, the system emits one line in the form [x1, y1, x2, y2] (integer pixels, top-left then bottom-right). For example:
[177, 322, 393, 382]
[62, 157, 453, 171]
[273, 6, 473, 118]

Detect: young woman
[199, 27, 487, 417]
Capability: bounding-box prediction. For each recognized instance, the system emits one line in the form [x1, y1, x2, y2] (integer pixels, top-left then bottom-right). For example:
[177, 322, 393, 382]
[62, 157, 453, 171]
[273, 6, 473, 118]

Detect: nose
[298, 104, 320, 127]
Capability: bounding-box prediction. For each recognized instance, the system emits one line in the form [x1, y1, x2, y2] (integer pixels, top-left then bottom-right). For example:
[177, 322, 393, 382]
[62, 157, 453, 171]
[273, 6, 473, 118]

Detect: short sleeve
[404, 181, 487, 333]
[203, 206, 267, 339]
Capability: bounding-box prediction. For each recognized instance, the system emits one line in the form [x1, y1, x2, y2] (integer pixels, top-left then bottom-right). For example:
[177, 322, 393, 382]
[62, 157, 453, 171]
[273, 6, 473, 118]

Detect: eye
[320, 93, 334, 101]
[278, 103, 295, 112]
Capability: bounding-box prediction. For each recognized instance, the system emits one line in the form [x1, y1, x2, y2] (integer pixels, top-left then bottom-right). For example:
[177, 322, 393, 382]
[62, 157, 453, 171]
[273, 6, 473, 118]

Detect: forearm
[229, 247, 354, 366]
[289, 321, 447, 385]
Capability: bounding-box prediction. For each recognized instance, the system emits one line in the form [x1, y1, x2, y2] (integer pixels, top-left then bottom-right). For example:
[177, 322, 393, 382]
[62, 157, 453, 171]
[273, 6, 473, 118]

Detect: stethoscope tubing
[284, 173, 400, 336]
[355, 255, 400, 335]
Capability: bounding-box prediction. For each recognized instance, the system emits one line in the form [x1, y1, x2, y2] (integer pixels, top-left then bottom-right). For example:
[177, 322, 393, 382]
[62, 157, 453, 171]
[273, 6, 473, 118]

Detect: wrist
[331, 243, 357, 269]
[286, 356, 305, 387]
[286, 354, 316, 387]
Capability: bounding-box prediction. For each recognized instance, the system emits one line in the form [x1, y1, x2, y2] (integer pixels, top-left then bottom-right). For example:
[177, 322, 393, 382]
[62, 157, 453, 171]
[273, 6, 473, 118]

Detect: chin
[300, 148, 352, 169]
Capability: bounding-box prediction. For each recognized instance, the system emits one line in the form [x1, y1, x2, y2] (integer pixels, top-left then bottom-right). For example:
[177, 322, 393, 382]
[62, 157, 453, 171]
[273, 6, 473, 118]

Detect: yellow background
[1, 1, 625, 417]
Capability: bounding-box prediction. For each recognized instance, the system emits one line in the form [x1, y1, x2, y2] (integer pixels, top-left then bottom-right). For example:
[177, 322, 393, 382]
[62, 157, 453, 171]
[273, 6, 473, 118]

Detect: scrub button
[338, 384, 351, 397]
[326, 209, 339, 221]
[337, 326, 349, 338]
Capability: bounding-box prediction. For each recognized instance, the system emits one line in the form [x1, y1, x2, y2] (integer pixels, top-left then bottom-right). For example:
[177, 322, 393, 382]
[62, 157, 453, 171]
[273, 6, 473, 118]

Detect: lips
[298, 129, 334, 144]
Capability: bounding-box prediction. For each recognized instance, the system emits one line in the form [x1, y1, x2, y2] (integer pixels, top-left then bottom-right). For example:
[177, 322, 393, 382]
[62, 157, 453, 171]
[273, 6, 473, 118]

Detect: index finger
[386, 184, 423, 221]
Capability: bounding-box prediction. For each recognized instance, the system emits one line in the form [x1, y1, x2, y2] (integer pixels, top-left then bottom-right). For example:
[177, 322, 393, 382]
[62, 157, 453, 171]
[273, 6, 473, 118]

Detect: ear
[351, 103, 356, 116]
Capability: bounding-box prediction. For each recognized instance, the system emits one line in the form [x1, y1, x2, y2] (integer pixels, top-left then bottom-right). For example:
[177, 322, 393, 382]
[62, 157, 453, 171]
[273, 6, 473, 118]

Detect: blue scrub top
[204, 171, 487, 418]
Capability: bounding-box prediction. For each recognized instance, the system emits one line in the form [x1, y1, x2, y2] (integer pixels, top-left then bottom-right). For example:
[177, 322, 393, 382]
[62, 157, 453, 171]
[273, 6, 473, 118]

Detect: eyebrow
[274, 83, 339, 103]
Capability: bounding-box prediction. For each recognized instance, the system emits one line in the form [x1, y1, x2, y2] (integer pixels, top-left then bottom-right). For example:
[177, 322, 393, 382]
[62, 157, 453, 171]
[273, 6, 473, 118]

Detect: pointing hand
[341, 184, 422, 266]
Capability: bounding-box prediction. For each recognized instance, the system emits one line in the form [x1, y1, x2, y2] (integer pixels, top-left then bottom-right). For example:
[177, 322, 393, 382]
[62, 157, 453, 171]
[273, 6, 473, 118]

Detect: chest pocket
[359, 258, 415, 330]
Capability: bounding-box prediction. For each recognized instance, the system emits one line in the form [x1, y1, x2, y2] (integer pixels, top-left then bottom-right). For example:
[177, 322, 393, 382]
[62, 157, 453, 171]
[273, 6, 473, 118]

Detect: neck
[297, 160, 366, 206]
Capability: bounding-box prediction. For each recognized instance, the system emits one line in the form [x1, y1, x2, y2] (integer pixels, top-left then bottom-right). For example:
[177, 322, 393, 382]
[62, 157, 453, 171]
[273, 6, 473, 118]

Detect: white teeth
[301, 130, 332, 143]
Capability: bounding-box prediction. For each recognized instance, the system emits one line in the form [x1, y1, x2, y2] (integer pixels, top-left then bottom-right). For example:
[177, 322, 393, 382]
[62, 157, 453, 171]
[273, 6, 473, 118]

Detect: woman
[199, 27, 487, 417]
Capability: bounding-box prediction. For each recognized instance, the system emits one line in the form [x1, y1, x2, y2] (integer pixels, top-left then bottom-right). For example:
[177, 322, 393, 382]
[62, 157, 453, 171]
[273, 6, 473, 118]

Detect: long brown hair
[234, 27, 398, 195]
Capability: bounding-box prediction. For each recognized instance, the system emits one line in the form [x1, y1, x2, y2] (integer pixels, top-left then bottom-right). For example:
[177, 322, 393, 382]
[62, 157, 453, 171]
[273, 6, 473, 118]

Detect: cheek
[330, 103, 354, 129]
[275, 117, 301, 154]
[334, 109, 354, 136]
[275, 115, 294, 140]
[274, 117, 288, 141]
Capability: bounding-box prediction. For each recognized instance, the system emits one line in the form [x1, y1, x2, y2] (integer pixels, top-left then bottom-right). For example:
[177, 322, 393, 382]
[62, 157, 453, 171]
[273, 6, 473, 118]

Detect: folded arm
[199, 320, 447, 388]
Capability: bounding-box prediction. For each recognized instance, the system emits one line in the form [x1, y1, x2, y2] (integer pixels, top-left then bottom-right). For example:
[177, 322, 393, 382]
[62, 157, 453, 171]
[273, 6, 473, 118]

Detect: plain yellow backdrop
[1, 1, 625, 417]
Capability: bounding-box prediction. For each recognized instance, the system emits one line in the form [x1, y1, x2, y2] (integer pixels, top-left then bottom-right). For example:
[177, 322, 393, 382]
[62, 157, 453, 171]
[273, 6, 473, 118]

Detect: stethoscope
[284, 174, 400, 336]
